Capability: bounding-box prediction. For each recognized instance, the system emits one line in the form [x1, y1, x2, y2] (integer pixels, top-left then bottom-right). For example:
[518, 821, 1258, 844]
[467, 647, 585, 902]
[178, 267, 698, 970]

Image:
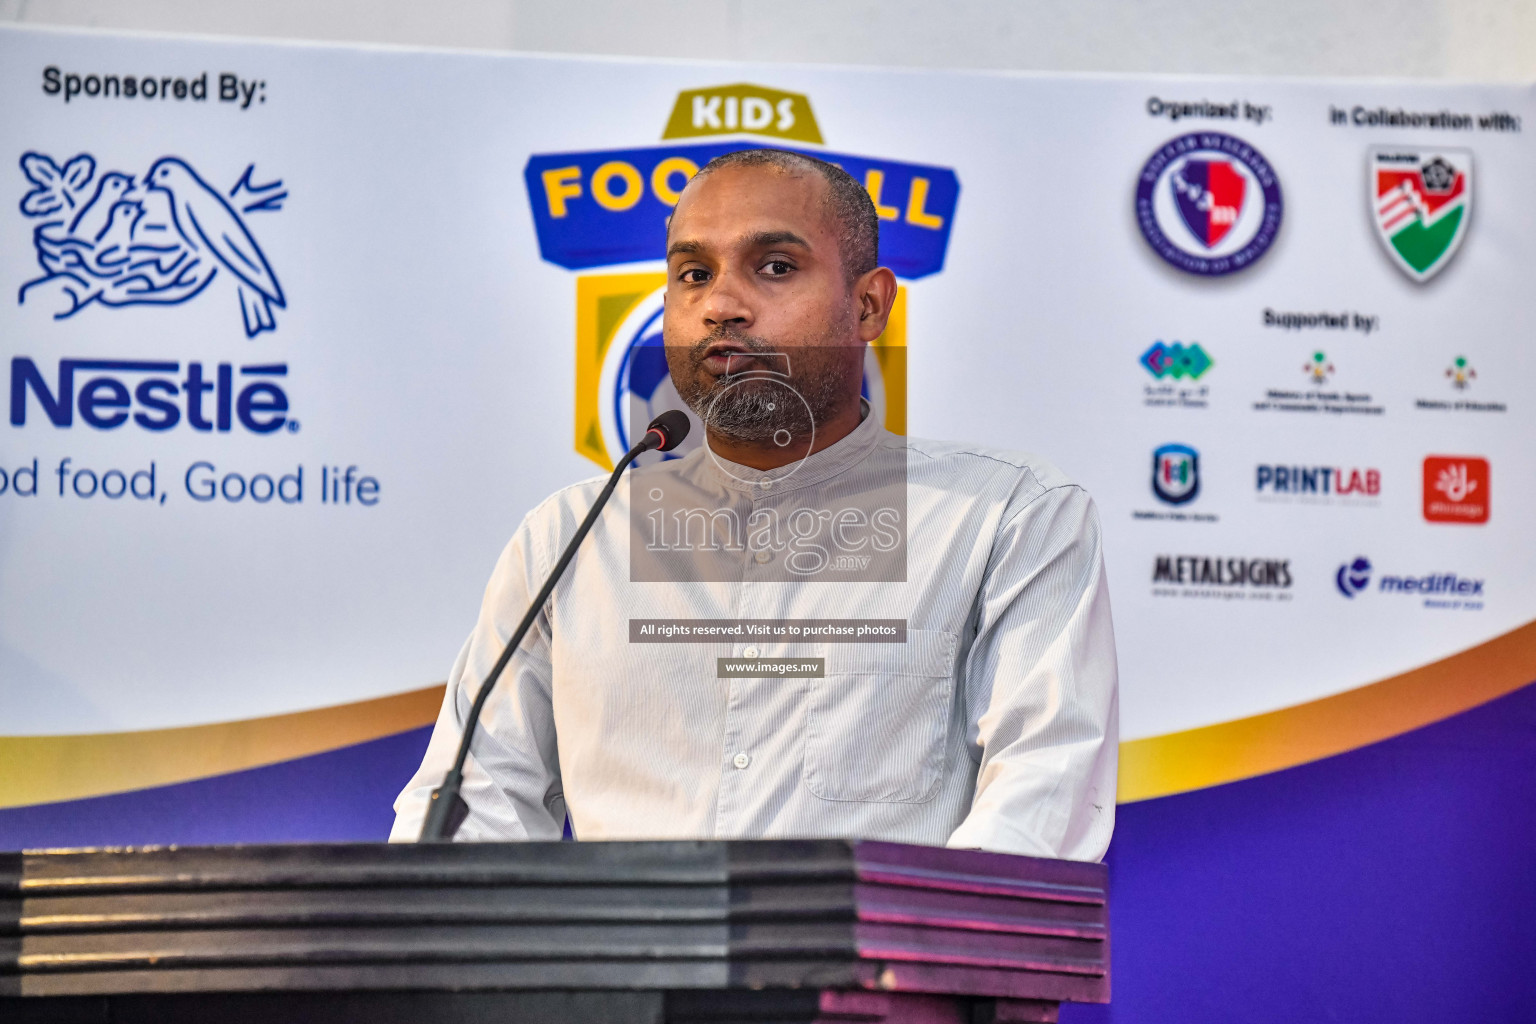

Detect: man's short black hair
[686, 148, 880, 283]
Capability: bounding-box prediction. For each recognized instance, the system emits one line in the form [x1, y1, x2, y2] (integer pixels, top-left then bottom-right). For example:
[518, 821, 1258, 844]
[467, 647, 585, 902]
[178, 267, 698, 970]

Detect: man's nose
[702, 269, 753, 331]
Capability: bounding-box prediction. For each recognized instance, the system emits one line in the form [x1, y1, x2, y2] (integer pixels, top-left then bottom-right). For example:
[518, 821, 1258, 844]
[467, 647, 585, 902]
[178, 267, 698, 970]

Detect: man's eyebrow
[744, 230, 810, 250]
[666, 239, 703, 260]
[666, 231, 811, 261]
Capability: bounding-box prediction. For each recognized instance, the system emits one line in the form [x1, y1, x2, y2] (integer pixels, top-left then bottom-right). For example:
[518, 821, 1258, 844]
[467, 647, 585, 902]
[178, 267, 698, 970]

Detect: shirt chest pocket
[802, 629, 958, 804]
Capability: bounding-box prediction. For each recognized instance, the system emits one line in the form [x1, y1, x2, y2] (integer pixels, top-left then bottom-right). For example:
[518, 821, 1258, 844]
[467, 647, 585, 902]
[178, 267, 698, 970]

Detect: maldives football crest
[1371, 148, 1471, 282]
[1136, 133, 1283, 277]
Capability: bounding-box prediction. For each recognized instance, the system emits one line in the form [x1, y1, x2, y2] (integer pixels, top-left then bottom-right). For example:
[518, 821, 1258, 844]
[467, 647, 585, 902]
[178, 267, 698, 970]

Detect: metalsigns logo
[1135, 132, 1283, 276]
[522, 84, 956, 470]
[16, 152, 287, 337]
[1423, 455, 1489, 524]
[1370, 148, 1471, 282]
[1151, 443, 1200, 505]
[1151, 555, 1293, 602]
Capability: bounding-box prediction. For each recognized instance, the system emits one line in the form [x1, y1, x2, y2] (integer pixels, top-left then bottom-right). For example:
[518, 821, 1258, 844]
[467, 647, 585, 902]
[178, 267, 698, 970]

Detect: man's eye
[760, 260, 794, 276]
[679, 268, 710, 283]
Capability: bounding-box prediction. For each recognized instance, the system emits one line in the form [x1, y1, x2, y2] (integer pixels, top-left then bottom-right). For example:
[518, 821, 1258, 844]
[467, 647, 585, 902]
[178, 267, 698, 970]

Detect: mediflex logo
[9, 357, 292, 433]
[1335, 555, 1484, 604]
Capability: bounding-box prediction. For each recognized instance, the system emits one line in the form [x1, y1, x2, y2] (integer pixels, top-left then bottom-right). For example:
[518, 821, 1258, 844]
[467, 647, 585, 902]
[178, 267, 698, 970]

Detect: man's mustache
[687, 329, 773, 359]
[683, 330, 790, 378]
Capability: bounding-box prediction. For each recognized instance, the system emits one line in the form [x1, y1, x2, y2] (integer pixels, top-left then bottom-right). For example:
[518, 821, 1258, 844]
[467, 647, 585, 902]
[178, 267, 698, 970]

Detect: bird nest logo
[520, 84, 958, 471]
[17, 152, 287, 337]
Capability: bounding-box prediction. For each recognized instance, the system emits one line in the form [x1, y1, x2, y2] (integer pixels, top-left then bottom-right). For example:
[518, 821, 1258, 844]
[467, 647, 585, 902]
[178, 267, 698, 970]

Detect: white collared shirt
[392, 409, 1119, 859]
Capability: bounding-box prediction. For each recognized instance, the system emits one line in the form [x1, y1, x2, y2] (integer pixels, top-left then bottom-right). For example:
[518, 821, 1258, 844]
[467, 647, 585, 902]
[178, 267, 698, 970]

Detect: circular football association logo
[1135, 132, 1283, 276]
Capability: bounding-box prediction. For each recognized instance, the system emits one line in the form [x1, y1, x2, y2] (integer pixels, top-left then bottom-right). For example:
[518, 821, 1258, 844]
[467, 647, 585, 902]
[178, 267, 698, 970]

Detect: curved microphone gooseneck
[418, 409, 692, 842]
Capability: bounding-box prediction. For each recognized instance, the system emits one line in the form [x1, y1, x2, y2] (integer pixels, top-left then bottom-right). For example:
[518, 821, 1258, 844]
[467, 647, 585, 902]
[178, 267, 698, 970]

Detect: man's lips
[699, 342, 762, 375]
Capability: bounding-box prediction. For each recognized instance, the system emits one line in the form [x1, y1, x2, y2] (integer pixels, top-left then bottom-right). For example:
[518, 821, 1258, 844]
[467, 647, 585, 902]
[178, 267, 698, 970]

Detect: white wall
[1, 0, 1533, 80]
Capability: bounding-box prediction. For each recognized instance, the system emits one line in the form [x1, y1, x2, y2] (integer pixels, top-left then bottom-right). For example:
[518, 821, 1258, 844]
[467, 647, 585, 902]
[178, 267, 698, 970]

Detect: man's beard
[668, 330, 861, 446]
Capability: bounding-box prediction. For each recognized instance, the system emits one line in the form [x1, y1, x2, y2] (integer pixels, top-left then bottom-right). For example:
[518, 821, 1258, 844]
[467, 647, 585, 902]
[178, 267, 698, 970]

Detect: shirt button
[759, 480, 774, 491]
[754, 549, 773, 564]
[732, 752, 752, 769]
[743, 646, 759, 658]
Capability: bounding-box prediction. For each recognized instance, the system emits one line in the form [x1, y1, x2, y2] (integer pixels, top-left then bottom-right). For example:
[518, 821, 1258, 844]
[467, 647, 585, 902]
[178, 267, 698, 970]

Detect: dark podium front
[1, 840, 1108, 1023]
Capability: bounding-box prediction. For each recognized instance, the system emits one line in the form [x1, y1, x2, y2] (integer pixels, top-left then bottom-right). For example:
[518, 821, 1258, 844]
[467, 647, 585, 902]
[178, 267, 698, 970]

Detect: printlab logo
[17, 152, 287, 337]
[1423, 455, 1489, 524]
[1135, 132, 1283, 276]
[527, 84, 955, 470]
[1370, 148, 1471, 282]
[1141, 341, 1213, 380]
[1152, 443, 1200, 505]
[1303, 351, 1335, 385]
[1256, 464, 1380, 503]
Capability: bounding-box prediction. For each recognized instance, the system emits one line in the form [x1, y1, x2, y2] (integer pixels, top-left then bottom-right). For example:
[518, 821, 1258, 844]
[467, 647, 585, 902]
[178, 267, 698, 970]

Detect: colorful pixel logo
[1423, 455, 1489, 524]
[1304, 351, 1335, 385]
[1141, 341, 1213, 380]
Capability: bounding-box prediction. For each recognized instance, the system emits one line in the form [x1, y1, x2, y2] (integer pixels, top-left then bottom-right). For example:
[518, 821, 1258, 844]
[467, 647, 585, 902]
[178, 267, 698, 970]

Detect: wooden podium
[1, 840, 1109, 1023]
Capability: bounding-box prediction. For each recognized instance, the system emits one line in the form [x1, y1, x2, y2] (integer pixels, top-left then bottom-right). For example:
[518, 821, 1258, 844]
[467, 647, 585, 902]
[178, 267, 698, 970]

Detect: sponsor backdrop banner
[1, 25, 1532, 1022]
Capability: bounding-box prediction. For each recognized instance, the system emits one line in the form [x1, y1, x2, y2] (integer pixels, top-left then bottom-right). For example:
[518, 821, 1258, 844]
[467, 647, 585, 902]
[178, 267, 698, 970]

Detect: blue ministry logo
[18, 152, 287, 337]
[1152, 443, 1200, 505]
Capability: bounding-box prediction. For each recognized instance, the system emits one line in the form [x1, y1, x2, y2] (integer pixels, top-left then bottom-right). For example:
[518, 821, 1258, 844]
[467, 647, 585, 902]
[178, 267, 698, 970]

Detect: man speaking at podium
[393, 150, 1118, 860]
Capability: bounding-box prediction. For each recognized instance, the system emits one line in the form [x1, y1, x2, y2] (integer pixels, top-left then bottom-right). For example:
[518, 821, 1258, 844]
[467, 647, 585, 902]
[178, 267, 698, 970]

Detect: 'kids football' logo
[1135, 132, 1283, 277]
[17, 152, 287, 337]
[1370, 148, 1471, 282]
[521, 84, 958, 469]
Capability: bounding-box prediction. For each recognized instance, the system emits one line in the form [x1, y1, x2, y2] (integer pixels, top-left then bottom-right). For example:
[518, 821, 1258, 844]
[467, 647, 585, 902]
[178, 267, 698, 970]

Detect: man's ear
[855, 267, 898, 343]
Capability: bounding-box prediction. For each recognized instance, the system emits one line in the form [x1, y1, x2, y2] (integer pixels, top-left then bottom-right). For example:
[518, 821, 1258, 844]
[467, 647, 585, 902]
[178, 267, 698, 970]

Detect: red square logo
[1423, 456, 1490, 524]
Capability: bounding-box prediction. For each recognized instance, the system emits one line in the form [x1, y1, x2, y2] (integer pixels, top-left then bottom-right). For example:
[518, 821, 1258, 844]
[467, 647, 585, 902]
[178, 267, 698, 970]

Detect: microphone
[418, 410, 690, 842]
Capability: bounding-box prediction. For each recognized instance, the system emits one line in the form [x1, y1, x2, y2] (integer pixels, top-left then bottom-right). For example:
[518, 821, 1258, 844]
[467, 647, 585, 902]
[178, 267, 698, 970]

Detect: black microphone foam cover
[646, 410, 692, 452]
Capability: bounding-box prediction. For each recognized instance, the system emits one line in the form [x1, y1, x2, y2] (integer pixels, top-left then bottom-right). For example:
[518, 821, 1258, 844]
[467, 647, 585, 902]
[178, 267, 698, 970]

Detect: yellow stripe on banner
[1119, 618, 1536, 803]
[0, 685, 446, 811]
[8, 617, 1534, 812]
